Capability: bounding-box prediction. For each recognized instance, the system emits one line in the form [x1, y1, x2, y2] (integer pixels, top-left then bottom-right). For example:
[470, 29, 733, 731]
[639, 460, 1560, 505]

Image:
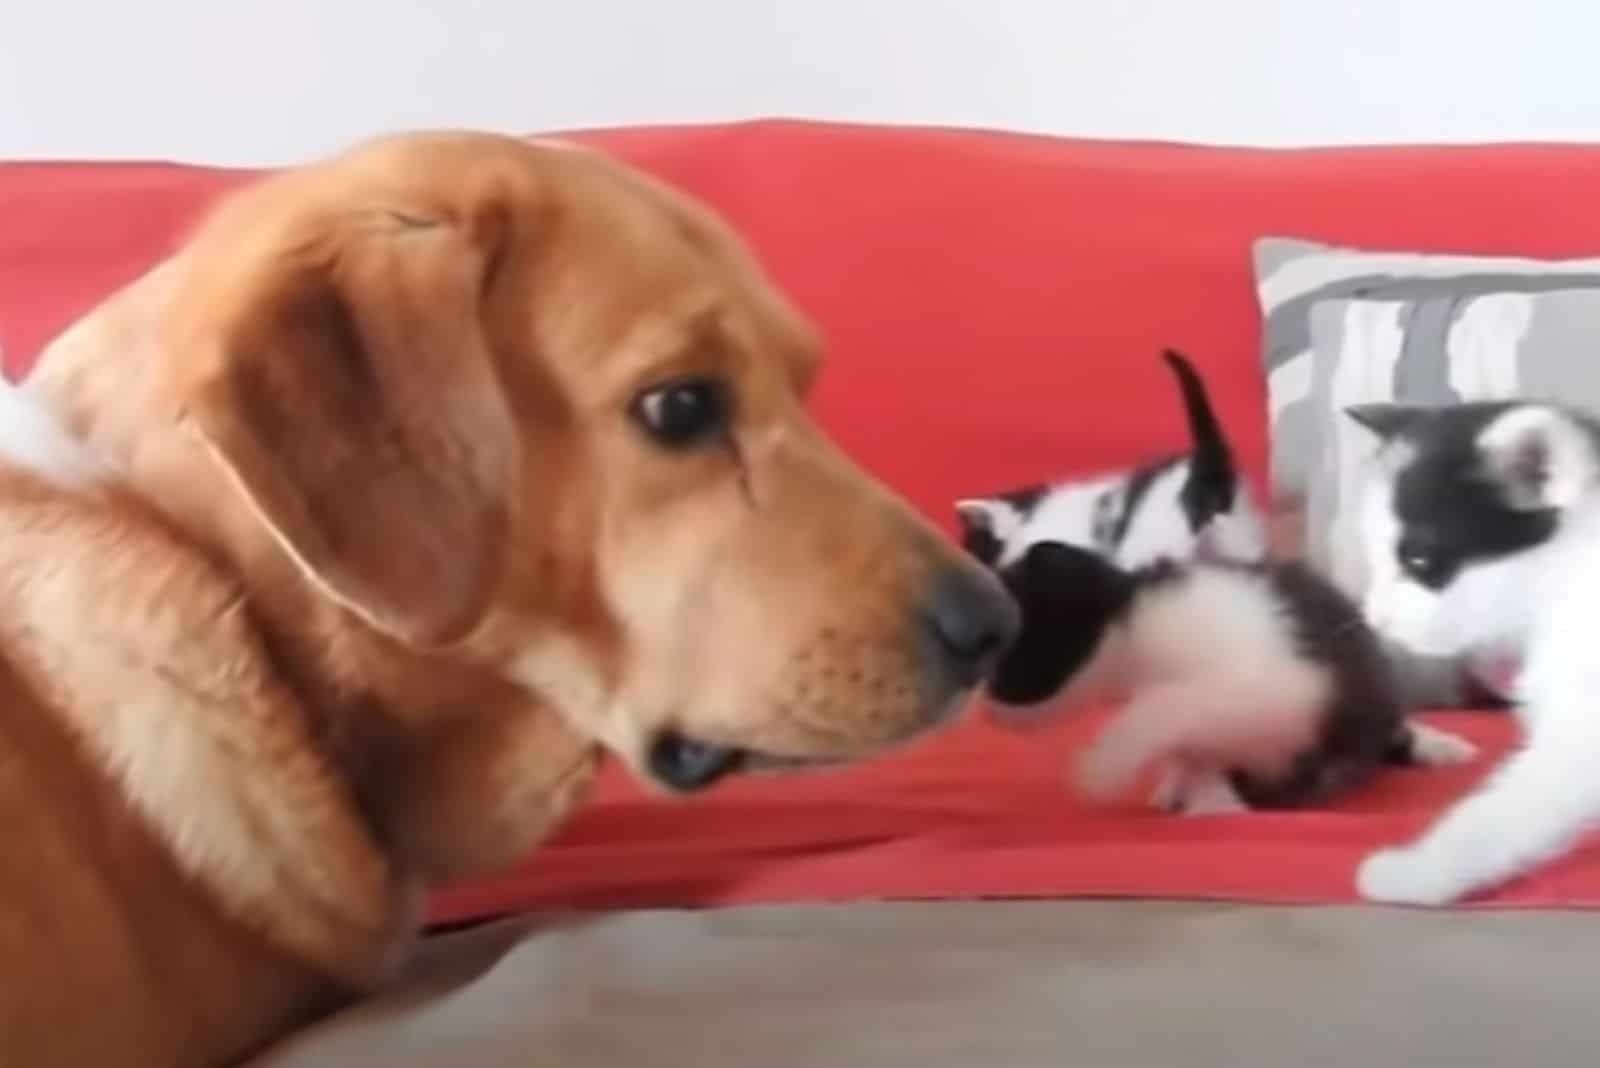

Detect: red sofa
[7, 119, 1600, 918]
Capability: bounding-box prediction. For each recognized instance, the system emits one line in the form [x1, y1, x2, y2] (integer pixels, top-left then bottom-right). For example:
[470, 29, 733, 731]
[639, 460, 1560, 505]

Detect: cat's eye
[1397, 540, 1453, 589]
[630, 377, 731, 449]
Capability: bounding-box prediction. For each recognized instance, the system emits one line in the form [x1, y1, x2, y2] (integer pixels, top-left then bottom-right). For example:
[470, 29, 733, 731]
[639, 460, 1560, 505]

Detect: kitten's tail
[1162, 349, 1237, 519]
[1162, 349, 1231, 477]
[1076, 679, 1322, 801]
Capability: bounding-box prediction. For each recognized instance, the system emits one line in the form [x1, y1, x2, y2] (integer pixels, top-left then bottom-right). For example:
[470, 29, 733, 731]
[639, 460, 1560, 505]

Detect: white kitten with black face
[1347, 399, 1600, 905]
[1356, 424, 1532, 700]
[956, 351, 1267, 572]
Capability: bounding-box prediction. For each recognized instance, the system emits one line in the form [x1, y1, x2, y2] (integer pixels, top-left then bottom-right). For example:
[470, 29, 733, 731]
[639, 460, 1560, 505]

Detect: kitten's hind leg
[1358, 729, 1600, 905]
[1078, 680, 1319, 803]
[1175, 769, 1249, 816]
[1146, 762, 1250, 815]
[1148, 763, 1189, 812]
[1384, 719, 1479, 767]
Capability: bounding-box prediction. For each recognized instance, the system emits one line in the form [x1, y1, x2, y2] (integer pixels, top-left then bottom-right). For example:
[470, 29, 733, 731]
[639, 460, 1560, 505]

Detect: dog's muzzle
[921, 565, 1022, 689]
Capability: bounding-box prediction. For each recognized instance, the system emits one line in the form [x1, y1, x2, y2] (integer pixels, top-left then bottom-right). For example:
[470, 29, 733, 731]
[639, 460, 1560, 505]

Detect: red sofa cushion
[8, 120, 1600, 915]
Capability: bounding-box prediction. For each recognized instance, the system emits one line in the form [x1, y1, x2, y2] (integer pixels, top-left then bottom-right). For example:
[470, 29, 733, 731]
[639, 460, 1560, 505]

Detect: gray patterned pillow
[1256, 236, 1600, 587]
[1254, 238, 1600, 705]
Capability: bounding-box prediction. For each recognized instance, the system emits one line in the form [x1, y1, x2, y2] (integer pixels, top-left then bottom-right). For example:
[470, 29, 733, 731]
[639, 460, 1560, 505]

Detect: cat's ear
[954, 498, 1018, 537]
[1344, 402, 1429, 441]
[1479, 406, 1599, 510]
[955, 498, 1023, 566]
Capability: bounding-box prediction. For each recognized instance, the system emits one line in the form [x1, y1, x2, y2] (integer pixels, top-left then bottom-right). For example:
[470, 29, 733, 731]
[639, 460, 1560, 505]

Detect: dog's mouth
[646, 730, 842, 793]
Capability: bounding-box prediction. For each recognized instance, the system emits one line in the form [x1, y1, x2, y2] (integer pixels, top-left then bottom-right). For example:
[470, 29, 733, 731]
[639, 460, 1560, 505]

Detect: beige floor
[253, 900, 1595, 1067]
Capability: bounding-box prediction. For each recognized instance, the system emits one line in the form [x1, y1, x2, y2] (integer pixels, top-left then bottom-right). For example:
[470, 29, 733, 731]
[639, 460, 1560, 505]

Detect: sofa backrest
[8, 120, 1600, 532]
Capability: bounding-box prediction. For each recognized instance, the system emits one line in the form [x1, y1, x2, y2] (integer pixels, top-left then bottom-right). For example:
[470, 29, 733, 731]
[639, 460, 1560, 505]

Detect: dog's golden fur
[2, 131, 1012, 1066]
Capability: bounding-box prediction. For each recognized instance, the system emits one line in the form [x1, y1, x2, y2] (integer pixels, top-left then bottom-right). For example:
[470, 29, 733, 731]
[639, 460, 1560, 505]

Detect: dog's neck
[26, 263, 597, 883]
[32, 276, 428, 704]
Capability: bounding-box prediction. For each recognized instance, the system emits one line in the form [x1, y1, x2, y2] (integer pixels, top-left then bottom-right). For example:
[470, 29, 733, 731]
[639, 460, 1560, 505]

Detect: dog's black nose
[924, 567, 1021, 686]
[647, 731, 745, 792]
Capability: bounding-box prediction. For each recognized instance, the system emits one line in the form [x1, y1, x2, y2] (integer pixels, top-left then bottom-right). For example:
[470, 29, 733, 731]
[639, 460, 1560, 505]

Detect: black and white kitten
[955, 350, 1267, 571]
[984, 542, 1476, 814]
[1347, 399, 1600, 905]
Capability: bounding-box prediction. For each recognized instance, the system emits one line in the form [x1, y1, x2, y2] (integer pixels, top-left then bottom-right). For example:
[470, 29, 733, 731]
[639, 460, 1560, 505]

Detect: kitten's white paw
[1356, 847, 1464, 906]
[1148, 766, 1187, 812]
[1408, 723, 1479, 767]
[1175, 772, 1248, 817]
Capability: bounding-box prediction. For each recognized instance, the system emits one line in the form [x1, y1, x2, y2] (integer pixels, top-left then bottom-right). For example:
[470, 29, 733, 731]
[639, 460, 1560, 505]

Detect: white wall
[3, 0, 1598, 165]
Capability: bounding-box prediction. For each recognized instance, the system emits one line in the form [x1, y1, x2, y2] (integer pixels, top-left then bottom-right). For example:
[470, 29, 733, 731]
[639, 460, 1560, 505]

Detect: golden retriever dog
[0, 131, 1018, 1067]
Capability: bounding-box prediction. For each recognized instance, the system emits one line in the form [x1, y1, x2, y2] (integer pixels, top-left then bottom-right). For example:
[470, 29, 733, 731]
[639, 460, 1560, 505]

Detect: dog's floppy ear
[179, 208, 520, 648]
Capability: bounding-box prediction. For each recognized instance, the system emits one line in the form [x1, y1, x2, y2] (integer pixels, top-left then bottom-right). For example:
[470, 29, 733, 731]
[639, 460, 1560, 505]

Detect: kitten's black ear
[1344, 403, 1427, 441]
[986, 541, 1132, 708]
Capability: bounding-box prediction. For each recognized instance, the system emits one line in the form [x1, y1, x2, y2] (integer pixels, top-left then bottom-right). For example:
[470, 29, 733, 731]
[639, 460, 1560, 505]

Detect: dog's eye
[631, 377, 731, 449]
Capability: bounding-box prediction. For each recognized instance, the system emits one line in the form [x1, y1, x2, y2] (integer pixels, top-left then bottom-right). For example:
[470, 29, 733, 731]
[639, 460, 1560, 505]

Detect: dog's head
[129, 132, 1016, 804]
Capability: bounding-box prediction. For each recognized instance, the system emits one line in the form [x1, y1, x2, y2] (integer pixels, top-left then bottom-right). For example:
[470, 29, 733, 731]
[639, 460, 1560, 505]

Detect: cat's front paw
[1407, 723, 1479, 767]
[1172, 771, 1248, 817]
[1356, 847, 1464, 906]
